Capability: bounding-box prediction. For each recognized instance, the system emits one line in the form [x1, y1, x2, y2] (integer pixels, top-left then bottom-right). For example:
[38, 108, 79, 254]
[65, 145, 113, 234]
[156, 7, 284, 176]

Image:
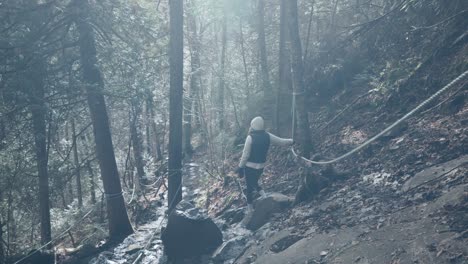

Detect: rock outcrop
[161, 209, 223, 261]
[242, 193, 293, 231]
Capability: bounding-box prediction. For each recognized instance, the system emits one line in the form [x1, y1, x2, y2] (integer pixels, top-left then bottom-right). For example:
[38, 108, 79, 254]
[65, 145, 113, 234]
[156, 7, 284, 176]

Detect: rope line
[291, 70, 468, 165]
[13, 204, 99, 264]
[105, 191, 123, 200]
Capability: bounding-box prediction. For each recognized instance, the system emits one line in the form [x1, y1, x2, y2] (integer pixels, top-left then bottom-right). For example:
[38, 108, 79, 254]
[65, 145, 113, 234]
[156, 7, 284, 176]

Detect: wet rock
[254, 223, 275, 241]
[212, 237, 246, 263]
[270, 235, 303, 253]
[242, 193, 293, 231]
[402, 155, 468, 192]
[12, 250, 54, 264]
[294, 170, 330, 205]
[125, 244, 143, 255]
[218, 207, 245, 225]
[176, 199, 196, 211]
[161, 209, 223, 261]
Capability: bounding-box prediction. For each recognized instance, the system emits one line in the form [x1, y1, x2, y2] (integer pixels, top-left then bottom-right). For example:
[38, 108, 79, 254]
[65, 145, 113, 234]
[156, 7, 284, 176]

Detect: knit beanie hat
[250, 116, 264, 131]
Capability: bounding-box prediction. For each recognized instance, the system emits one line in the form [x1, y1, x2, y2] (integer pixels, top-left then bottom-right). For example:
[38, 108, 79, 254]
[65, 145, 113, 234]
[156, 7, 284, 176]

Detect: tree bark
[256, 0, 274, 128]
[277, 0, 293, 137]
[168, 0, 184, 212]
[130, 100, 145, 191]
[27, 59, 52, 248]
[0, 219, 4, 264]
[6, 190, 15, 253]
[71, 119, 83, 208]
[239, 19, 250, 99]
[65, 122, 74, 204]
[75, 0, 133, 241]
[218, 8, 227, 130]
[87, 160, 97, 204]
[183, 91, 194, 154]
[287, 0, 313, 158]
[146, 93, 163, 161]
[83, 133, 97, 204]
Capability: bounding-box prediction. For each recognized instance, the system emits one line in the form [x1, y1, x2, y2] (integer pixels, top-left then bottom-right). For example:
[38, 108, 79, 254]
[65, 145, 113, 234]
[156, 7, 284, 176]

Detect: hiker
[237, 116, 294, 212]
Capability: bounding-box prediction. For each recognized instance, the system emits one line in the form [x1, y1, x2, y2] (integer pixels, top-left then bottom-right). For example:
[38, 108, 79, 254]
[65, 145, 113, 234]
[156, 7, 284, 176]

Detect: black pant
[244, 167, 263, 204]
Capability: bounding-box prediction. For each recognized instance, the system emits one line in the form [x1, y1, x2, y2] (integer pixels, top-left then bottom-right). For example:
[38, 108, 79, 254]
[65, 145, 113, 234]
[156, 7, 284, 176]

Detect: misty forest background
[0, 0, 467, 261]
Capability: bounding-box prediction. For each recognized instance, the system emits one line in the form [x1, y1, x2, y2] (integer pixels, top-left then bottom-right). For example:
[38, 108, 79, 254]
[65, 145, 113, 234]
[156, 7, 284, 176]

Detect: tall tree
[27, 59, 52, 248]
[277, 0, 293, 136]
[74, 0, 133, 241]
[0, 219, 4, 263]
[184, 9, 199, 155]
[286, 0, 313, 158]
[168, 0, 184, 212]
[146, 92, 163, 161]
[218, 4, 228, 130]
[71, 119, 83, 208]
[130, 98, 145, 191]
[256, 0, 274, 128]
[23, 0, 52, 247]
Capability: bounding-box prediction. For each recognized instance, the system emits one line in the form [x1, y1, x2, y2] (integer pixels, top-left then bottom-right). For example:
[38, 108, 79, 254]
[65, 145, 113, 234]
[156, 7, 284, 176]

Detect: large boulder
[161, 209, 223, 261]
[242, 193, 293, 231]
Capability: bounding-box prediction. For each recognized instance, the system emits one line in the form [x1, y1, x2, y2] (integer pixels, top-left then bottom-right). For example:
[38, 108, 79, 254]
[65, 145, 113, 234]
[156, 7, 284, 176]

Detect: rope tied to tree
[13, 203, 100, 264]
[290, 70, 468, 165]
[105, 191, 123, 200]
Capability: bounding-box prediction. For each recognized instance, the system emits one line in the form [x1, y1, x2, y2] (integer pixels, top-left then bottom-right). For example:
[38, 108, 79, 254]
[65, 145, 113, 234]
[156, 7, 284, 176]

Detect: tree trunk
[83, 133, 97, 204]
[27, 59, 52, 248]
[75, 0, 133, 241]
[145, 92, 163, 161]
[183, 91, 193, 155]
[144, 101, 153, 157]
[218, 9, 227, 130]
[65, 122, 74, 204]
[239, 19, 250, 99]
[256, 0, 274, 128]
[0, 219, 4, 264]
[185, 7, 201, 154]
[168, 0, 184, 212]
[71, 119, 83, 208]
[277, 0, 293, 137]
[87, 161, 97, 204]
[6, 190, 15, 254]
[130, 100, 145, 191]
[287, 0, 313, 158]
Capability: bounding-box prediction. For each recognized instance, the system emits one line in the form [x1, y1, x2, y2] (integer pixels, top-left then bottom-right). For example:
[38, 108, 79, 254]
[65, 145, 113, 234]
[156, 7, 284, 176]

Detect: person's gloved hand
[237, 167, 245, 178]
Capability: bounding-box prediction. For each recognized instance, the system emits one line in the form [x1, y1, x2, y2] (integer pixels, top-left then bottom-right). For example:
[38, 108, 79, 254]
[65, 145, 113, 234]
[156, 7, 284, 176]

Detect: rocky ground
[74, 75, 467, 264]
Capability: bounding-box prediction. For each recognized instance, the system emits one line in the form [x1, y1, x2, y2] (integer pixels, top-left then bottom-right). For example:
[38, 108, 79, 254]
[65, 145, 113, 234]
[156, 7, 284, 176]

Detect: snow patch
[362, 172, 399, 189]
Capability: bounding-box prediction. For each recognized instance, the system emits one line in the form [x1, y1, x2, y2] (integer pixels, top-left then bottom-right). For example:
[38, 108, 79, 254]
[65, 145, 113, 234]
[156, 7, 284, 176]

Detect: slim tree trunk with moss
[71, 119, 83, 208]
[218, 7, 227, 130]
[168, 0, 184, 212]
[287, 0, 313, 158]
[75, 0, 133, 241]
[27, 60, 52, 248]
[146, 93, 163, 161]
[257, 0, 274, 128]
[130, 100, 145, 191]
[277, 0, 293, 136]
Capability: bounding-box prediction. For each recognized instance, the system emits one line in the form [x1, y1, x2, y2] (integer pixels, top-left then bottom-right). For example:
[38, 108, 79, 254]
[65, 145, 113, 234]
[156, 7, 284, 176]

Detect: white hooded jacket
[239, 117, 293, 169]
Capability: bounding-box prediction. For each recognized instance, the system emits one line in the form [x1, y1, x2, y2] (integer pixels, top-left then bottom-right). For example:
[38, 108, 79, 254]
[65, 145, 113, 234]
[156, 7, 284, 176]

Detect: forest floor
[214, 112, 466, 263]
[65, 49, 468, 263]
[79, 81, 468, 264]
[202, 71, 468, 263]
